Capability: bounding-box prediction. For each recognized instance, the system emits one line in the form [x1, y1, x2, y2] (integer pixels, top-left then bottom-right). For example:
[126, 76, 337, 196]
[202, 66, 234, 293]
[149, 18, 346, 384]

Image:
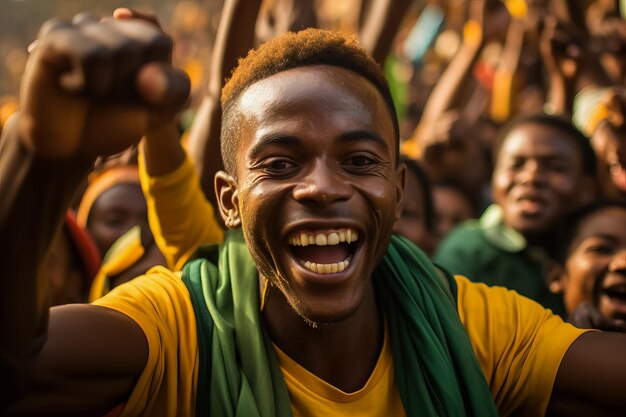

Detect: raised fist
[17, 9, 190, 160]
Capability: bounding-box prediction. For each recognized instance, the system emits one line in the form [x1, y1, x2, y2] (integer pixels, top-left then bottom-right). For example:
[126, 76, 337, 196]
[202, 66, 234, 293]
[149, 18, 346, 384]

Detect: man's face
[562, 207, 626, 321]
[88, 183, 148, 256]
[222, 65, 403, 324]
[492, 124, 586, 236]
[433, 185, 473, 243]
[393, 168, 432, 255]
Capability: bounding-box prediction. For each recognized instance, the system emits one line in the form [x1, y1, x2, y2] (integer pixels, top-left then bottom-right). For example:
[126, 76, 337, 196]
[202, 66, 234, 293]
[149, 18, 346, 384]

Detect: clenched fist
[16, 8, 190, 160]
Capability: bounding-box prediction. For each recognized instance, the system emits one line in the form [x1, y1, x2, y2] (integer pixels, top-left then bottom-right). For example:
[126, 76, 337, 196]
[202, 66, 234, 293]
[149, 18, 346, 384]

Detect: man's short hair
[219, 28, 399, 175]
[554, 200, 626, 264]
[493, 113, 597, 177]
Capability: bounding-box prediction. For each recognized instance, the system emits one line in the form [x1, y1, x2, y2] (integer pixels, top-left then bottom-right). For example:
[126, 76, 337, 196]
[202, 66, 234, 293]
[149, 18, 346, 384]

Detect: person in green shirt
[435, 114, 598, 317]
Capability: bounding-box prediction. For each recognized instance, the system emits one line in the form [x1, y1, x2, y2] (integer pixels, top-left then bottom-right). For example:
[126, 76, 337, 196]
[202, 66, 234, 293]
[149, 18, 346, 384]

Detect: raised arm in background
[184, 0, 262, 206]
[358, 0, 414, 66]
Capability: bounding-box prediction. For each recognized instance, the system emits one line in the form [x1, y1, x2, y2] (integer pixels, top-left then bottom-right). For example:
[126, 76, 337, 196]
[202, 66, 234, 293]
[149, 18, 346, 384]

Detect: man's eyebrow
[339, 130, 390, 151]
[248, 130, 389, 160]
[583, 233, 619, 242]
[248, 134, 302, 160]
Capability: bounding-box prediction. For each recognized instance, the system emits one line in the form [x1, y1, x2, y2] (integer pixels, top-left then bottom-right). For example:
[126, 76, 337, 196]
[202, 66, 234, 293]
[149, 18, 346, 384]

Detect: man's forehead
[502, 125, 580, 157]
[236, 65, 386, 116]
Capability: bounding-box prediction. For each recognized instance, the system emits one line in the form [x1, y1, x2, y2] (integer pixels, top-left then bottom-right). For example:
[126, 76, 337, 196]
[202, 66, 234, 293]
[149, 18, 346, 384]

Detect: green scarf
[182, 230, 498, 416]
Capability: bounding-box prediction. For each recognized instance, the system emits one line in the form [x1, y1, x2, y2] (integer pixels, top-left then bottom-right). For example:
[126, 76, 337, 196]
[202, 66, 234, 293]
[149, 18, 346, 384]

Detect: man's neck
[260, 279, 383, 393]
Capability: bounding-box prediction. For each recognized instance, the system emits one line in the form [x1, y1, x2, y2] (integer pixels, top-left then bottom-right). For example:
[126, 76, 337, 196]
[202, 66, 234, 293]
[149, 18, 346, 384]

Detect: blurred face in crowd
[558, 206, 626, 322]
[87, 183, 149, 257]
[393, 167, 434, 255]
[492, 123, 588, 237]
[218, 65, 404, 324]
[432, 184, 473, 243]
[592, 122, 626, 199]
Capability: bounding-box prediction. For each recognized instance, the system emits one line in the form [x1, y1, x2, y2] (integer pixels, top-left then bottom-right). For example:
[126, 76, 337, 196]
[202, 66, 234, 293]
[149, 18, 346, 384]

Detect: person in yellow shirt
[2, 7, 626, 417]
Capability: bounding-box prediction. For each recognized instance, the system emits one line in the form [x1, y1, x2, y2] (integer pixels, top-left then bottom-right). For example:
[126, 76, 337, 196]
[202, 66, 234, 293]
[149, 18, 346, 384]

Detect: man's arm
[185, 0, 262, 203]
[547, 331, 626, 417]
[357, 0, 412, 65]
[0, 11, 189, 412]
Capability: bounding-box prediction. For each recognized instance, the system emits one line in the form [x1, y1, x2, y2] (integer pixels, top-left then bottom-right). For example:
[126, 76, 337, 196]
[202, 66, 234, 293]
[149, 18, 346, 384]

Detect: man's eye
[264, 159, 295, 173]
[508, 159, 525, 170]
[547, 162, 569, 173]
[348, 155, 375, 167]
[584, 242, 615, 255]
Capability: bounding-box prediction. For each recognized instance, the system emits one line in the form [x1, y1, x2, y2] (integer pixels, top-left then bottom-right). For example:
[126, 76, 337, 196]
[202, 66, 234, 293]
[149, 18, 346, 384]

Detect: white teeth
[288, 228, 359, 246]
[302, 258, 351, 274]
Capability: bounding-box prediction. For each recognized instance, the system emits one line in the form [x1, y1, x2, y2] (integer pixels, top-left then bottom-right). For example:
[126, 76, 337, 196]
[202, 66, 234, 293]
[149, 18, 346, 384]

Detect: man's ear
[546, 259, 566, 294]
[394, 162, 407, 222]
[215, 170, 241, 229]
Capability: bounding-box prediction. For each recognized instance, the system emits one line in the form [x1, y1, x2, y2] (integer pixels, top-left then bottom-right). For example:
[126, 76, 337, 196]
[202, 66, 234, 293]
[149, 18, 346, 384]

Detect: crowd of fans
[4, 0, 620, 328]
[2, 0, 626, 414]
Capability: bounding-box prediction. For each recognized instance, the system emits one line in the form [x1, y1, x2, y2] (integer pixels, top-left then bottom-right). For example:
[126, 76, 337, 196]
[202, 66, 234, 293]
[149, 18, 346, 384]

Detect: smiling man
[2, 13, 626, 417]
[435, 114, 598, 317]
[551, 200, 626, 331]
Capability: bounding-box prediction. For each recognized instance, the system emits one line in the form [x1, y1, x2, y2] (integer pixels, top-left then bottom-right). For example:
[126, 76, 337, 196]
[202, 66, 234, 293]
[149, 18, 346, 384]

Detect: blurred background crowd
[3, 0, 626, 331]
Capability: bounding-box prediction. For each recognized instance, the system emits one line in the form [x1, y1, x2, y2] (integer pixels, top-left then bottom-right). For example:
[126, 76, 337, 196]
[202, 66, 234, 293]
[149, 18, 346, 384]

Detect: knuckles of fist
[31, 16, 178, 103]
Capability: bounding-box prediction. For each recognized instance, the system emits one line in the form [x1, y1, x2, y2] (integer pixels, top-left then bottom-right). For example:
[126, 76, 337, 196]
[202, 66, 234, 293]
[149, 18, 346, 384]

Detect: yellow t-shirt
[273, 326, 406, 417]
[138, 152, 224, 271]
[94, 271, 588, 417]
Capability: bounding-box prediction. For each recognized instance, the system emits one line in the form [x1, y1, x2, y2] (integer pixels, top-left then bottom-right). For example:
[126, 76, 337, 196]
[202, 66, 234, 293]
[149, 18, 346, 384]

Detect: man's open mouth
[602, 282, 626, 303]
[515, 194, 547, 215]
[287, 228, 359, 274]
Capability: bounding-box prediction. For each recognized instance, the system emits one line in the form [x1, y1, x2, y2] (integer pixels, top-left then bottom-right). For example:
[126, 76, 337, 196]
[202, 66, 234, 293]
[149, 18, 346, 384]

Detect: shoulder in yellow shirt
[94, 270, 588, 416]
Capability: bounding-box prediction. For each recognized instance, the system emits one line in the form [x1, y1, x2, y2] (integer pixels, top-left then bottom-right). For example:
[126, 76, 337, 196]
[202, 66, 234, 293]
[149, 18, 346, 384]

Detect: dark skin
[492, 123, 594, 240]
[185, 0, 411, 202]
[0, 11, 186, 413]
[46, 229, 85, 306]
[87, 182, 149, 256]
[182, 0, 261, 206]
[215, 65, 404, 391]
[551, 206, 626, 330]
[393, 166, 434, 255]
[2, 10, 626, 417]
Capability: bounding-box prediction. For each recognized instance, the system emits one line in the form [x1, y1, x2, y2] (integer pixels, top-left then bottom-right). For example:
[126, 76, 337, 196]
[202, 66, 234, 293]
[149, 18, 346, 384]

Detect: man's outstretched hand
[16, 8, 190, 160]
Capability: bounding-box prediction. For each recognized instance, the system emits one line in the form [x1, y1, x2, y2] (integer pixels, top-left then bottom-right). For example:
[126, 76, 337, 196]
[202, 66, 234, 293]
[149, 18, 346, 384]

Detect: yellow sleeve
[93, 267, 199, 417]
[455, 275, 591, 417]
[138, 151, 224, 271]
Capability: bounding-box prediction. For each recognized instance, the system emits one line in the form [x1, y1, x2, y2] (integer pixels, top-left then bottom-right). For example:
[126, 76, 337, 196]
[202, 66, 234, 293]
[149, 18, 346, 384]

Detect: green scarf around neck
[182, 230, 498, 416]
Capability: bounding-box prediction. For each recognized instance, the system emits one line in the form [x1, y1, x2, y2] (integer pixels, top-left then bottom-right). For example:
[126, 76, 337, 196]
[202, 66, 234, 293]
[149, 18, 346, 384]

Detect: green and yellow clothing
[138, 152, 223, 271]
[434, 204, 566, 317]
[88, 226, 145, 301]
[95, 235, 586, 417]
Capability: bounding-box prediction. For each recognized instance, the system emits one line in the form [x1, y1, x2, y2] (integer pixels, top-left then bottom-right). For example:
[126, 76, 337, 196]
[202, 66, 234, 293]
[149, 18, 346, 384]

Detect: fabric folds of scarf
[182, 231, 292, 417]
[183, 230, 497, 416]
[375, 234, 497, 416]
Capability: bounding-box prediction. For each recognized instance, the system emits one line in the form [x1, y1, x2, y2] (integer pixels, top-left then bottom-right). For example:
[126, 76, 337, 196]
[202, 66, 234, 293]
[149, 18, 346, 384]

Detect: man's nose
[292, 160, 352, 206]
[608, 248, 626, 273]
[517, 160, 545, 186]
